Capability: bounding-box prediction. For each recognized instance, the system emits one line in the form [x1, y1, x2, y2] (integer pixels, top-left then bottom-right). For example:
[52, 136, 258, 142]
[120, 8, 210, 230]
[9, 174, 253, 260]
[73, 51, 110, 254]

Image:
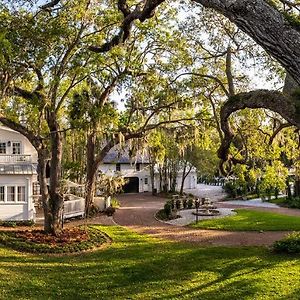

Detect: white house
[0, 126, 38, 221]
[99, 148, 197, 193]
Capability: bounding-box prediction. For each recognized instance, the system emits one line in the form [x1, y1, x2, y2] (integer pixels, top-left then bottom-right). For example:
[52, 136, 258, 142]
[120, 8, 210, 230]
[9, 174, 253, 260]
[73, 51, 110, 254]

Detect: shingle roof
[0, 163, 37, 175]
[103, 148, 149, 164]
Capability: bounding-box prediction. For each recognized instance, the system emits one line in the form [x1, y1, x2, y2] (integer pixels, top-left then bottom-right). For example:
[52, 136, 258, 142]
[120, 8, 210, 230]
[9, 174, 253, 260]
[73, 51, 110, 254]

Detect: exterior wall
[99, 163, 151, 193]
[99, 163, 197, 193]
[0, 175, 35, 221]
[0, 126, 38, 163]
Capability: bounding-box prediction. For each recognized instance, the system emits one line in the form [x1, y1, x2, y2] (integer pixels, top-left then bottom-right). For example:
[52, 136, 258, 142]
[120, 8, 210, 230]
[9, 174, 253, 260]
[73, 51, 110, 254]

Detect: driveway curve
[114, 193, 292, 247]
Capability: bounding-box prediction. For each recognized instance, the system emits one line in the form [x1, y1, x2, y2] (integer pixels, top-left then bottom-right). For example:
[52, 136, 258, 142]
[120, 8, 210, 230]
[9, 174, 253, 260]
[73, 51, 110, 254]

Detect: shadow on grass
[0, 225, 299, 299]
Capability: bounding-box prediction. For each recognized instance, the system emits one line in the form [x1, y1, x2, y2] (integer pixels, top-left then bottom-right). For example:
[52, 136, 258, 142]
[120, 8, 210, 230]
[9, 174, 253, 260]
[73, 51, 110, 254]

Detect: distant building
[99, 148, 197, 193]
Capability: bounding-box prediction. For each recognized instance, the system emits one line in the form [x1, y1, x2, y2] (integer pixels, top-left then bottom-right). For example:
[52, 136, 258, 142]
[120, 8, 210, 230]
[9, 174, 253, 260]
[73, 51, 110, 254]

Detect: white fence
[0, 154, 32, 163]
[63, 194, 85, 219]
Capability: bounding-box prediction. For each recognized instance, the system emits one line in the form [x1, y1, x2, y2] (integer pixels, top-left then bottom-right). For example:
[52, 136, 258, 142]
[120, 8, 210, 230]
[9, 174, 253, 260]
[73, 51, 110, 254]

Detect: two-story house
[99, 148, 197, 193]
[0, 126, 38, 221]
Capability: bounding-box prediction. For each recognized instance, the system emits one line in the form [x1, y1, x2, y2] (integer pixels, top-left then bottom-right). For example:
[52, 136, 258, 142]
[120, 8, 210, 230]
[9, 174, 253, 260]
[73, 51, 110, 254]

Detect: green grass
[191, 209, 300, 231]
[0, 226, 300, 299]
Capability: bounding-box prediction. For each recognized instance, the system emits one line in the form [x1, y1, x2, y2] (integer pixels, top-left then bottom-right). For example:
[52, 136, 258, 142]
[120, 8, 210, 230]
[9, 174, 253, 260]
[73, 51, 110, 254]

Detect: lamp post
[195, 198, 200, 224]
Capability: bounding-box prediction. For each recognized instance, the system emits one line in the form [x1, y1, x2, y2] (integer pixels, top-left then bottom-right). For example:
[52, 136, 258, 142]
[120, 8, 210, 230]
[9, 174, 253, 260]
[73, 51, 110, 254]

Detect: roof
[103, 148, 149, 164]
[0, 163, 37, 175]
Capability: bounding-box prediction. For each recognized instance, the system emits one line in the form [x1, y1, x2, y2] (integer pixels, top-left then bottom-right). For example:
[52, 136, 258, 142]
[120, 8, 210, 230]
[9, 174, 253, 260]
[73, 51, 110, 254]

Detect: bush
[105, 206, 116, 216]
[175, 199, 181, 210]
[182, 199, 187, 209]
[224, 182, 237, 198]
[187, 198, 194, 209]
[274, 232, 300, 253]
[0, 220, 35, 227]
[111, 197, 120, 208]
[164, 201, 172, 216]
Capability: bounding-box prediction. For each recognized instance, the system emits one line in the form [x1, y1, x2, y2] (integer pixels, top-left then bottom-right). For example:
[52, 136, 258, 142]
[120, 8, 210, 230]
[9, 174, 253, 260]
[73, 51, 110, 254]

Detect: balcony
[0, 154, 32, 164]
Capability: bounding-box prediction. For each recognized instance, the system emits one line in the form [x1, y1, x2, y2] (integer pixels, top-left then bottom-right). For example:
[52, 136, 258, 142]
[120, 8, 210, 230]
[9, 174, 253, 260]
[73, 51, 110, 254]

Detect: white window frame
[12, 141, 22, 155]
[0, 185, 27, 203]
[0, 186, 4, 202]
[6, 186, 16, 202]
[0, 142, 6, 154]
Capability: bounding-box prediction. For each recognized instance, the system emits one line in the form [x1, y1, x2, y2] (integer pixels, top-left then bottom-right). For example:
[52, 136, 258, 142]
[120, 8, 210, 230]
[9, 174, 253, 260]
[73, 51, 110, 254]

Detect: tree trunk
[37, 150, 52, 233]
[85, 132, 97, 215]
[47, 112, 64, 235]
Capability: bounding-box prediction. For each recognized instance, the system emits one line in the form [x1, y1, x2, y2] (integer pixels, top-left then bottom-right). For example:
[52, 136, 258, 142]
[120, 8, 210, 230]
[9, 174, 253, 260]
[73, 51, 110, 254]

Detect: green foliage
[0, 220, 34, 227]
[274, 232, 300, 254]
[104, 206, 116, 216]
[163, 201, 172, 216]
[187, 198, 194, 209]
[110, 197, 120, 208]
[96, 173, 127, 197]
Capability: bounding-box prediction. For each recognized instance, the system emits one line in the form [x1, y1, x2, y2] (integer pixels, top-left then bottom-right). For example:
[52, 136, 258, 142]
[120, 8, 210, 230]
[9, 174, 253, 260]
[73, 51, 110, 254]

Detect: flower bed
[0, 226, 109, 254]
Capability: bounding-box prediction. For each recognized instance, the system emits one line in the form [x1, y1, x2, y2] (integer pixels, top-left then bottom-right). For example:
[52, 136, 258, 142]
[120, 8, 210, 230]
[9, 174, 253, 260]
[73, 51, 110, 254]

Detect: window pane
[0, 186, 4, 202]
[0, 143, 6, 154]
[17, 186, 25, 202]
[116, 163, 121, 171]
[12, 142, 21, 154]
[7, 186, 15, 202]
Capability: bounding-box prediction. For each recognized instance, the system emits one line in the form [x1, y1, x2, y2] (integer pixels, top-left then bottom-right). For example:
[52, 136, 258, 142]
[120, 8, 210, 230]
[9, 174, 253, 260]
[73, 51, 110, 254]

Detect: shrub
[187, 198, 194, 209]
[170, 199, 175, 210]
[182, 199, 187, 209]
[175, 199, 181, 210]
[111, 197, 120, 208]
[274, 232, 300, 253]
[164, 202, 172, 217]
[105, 206, 116, 216]
[224, 182, 237, 198]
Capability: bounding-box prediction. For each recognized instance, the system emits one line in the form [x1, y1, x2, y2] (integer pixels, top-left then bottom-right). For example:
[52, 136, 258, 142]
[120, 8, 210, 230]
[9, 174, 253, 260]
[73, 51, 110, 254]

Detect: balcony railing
[0, 154, 32, 164]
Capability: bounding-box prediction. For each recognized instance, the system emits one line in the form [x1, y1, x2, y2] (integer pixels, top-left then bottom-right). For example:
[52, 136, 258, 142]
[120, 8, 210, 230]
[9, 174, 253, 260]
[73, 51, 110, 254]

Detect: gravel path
[113, 191, 300, 247]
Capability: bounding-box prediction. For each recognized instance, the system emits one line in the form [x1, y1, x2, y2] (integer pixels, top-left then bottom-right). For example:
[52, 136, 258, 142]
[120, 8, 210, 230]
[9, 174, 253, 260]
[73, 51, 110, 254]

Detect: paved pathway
[113, 191, 300, 247]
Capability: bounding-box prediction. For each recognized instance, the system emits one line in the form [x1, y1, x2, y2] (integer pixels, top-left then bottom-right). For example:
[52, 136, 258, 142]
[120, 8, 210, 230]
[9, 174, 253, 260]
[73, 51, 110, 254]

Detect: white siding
[0, 175, 35, 220]
[0, 126, 38, 162]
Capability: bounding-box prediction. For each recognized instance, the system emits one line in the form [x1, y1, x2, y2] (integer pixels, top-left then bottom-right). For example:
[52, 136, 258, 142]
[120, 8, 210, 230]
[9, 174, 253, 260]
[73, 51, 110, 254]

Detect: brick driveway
[113, 193, 298, 247]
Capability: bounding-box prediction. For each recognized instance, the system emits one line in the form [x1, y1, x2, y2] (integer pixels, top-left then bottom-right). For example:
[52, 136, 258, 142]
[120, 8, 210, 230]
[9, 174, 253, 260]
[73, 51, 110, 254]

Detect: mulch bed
[0, 226, 109, 254]
[15, 227, 89, 246]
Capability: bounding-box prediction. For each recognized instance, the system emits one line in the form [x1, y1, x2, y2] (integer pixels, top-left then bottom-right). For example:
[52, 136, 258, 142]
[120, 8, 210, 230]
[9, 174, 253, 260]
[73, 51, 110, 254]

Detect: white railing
[63, 194, 85, 219]
[0, 154, 32, 164]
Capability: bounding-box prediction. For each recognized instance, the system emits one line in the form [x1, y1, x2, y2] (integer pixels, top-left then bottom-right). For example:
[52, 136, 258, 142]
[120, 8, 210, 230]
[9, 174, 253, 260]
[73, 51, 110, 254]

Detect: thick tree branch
[218, 89, 300, 170]
[89, 0, 165, 53]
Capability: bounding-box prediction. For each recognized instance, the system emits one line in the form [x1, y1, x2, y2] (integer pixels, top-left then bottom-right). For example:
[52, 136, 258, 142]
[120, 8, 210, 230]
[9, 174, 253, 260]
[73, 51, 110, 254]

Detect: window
[7, 186, 15, 202]
[144, 178, 148, 185]
[12, 142, 21, 154]
[116, 163, 121, 171]
[33, 182, 40, 195]
[0, 186, 4, 202]
[17, 186, 25, 202]
[0, 142, 6, 154]
[136, 163, 140, 171]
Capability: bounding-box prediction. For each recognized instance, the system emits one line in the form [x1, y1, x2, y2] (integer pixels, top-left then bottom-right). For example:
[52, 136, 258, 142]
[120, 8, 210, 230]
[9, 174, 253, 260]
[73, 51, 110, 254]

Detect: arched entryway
[123, 177, 139, 193]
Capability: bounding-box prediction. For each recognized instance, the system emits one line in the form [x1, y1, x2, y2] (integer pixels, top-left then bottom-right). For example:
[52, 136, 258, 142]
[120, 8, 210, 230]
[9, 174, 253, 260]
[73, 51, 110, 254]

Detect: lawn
[0, 226, 300, 299]
[191, 209, 300, 231]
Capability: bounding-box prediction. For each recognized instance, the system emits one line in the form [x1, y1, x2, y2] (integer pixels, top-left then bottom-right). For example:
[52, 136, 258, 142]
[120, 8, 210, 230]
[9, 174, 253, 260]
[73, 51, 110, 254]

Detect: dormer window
[12, 142, 21, 154]
[0, 143, 6, 154]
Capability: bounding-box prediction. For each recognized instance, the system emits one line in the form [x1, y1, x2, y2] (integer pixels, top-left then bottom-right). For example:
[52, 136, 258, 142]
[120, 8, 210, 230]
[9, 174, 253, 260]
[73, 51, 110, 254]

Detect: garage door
[123, 177, 139, 193]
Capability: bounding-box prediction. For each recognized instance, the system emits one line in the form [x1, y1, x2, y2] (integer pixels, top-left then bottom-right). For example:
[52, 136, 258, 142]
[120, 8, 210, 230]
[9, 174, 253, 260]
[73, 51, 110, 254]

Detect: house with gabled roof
[0, 126, 38, 221]
[99, 147, 197, 193]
